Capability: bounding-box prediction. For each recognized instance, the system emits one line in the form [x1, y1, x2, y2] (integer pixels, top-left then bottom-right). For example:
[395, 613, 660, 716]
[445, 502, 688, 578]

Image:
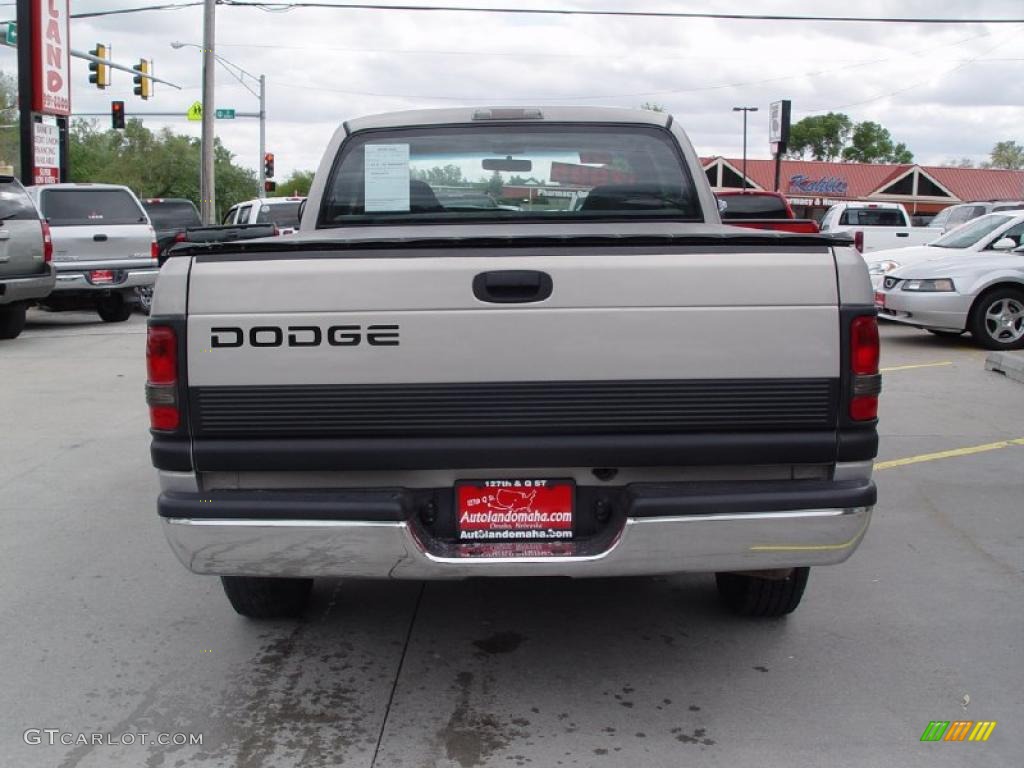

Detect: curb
[986, 351, 1024, 385]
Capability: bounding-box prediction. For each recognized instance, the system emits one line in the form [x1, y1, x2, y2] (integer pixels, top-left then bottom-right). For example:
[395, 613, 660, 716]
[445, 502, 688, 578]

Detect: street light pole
[258, 74, 266, 198]
[200, 0, 216, 224]
[732, 106, 758, 190]
[173, 42, 266, 202]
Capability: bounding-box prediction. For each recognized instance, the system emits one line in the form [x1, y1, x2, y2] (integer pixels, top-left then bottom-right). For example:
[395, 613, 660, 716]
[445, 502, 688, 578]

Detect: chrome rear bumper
[53, 260, 159, 292]
[162, 504, 873, 579]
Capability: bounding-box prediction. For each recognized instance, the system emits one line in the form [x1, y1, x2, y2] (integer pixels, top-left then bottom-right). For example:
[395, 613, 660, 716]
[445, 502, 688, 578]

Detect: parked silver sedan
[874, 238, 1024, 349]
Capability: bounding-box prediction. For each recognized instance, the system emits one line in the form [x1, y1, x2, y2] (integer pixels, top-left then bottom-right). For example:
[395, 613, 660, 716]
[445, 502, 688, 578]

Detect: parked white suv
[28, 183, 158, 322]
[222, 196, 305, 234]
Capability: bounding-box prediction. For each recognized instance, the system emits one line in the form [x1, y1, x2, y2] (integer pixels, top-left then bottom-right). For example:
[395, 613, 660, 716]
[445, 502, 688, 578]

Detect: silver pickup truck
[29, 183, 158, 322]
[148, 107, 880, 620]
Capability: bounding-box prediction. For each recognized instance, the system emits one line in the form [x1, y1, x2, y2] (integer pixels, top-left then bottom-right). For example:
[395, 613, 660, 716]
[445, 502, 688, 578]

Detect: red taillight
[151, 239, 160, 260]
[853, 231, 864, 253]
[146, 325, 180, 431]
[149, 406, 180, 431]
[41, 221, 53, 263]
[147, 326, 177, 384]
[851, 316, 880, 375]
[850, 315, 880, 421]
[850, 395, 878, 421]
[174, 231, 187, 243]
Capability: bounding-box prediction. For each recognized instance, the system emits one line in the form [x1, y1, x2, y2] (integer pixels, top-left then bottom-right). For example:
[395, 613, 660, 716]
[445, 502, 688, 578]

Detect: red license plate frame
[455, 479, 575, 541]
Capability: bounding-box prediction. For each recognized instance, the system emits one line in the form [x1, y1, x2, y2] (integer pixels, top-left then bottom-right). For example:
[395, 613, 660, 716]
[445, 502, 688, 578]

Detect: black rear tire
[220, 576, 313, 619]
[0, 302, 27, 339]
[96, 295, 133, 323]
[715, 568, 809, 618]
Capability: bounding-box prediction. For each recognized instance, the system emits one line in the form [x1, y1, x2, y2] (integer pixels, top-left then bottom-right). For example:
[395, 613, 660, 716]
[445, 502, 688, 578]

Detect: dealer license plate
[455, 479, 574, 541]
[874, 291, 886, 308]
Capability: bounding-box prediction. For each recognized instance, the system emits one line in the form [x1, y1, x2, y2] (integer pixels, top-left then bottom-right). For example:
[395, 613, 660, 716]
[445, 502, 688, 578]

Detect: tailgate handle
[93, 234, 108, 242]
[473, 270, 553, 303]
[896, 232, 909, 238]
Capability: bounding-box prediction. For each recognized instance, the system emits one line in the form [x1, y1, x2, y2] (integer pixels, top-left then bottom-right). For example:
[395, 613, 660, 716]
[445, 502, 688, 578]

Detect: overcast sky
[2, 0, 1021, 180]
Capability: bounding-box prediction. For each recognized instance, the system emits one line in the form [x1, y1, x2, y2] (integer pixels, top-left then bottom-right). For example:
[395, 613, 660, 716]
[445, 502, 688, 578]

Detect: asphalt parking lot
[1, 311, 1022, 768]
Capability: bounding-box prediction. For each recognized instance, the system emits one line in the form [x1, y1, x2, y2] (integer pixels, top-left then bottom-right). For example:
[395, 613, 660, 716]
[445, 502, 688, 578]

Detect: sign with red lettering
[31, 0, 71, 116]
[32, 120, 60, 184]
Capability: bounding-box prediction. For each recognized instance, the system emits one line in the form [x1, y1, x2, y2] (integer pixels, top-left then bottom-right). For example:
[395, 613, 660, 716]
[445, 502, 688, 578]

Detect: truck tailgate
[188, 248, 838, 384]
[178, 244, 850, 464]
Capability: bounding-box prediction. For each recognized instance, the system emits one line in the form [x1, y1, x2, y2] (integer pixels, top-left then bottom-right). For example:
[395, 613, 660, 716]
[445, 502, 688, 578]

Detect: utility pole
[258, 74, 266, 198]
[16, 0, 32, 184]
[200, 0, 216, 224]
[733, 106, 758, 190]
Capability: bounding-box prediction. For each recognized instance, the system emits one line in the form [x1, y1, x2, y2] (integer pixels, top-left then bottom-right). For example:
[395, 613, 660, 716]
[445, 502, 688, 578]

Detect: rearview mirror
[991, 237, 1017, 251]
[482, 157, 533, 172]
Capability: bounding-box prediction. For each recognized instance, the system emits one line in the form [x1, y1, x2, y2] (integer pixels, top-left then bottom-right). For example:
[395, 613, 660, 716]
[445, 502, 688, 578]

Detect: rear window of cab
[319, 124, 702, 227]
[40, 189, 146, 227]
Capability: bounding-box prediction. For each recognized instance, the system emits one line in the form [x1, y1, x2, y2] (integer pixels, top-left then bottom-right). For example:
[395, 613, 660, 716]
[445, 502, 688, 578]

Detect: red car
[716, 190, 819, 233]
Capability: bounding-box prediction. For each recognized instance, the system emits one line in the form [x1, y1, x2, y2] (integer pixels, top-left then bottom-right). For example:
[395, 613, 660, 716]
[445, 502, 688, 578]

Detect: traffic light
[111, 100, 125, 130]
[263, 153, 275, 179]
[264, 180, 277, 193]
[88, 44, 110, 89]
[133, 59, 152, 99]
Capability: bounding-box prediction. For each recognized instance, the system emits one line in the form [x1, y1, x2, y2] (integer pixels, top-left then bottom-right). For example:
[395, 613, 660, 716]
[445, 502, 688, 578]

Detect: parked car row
[0, 183, 305, 339]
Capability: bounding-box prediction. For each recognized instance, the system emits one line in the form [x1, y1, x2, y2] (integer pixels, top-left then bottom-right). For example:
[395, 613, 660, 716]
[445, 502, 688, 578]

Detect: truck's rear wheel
[715, 567, 809, 617]
[96, 295, 133, 323]
[0, 302, 28, 339]
[220, 576, 313, 619]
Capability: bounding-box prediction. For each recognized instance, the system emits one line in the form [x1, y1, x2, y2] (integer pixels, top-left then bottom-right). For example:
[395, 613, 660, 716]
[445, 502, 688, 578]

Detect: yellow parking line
[875, 438, 1024, 471]
[880, 361, 952, 373]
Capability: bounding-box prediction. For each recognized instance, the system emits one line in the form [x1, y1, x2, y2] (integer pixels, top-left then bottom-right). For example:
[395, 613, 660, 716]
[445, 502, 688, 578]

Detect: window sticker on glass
[364, 144, 410, 212]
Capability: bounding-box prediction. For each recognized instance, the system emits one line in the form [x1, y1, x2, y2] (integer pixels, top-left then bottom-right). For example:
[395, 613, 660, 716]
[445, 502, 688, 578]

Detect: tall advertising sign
[768, 100, 791, 155]
[31, 0, 71, 115]
[769, 100, 792, 192]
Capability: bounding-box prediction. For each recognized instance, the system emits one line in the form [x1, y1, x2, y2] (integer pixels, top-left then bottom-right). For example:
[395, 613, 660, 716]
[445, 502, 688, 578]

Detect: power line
[14, 1, 1022, 24]
[220, 1, 1024, 25]
[70, 1, 204, 18]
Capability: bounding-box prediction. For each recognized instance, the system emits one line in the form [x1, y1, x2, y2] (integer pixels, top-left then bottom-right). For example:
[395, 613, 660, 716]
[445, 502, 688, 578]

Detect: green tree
[841, 121, 913, 164]
[984, 140, 1024, 170]
[411, 164, 465, 186]
[786, 113, 853, 161]
[276, 169, 315, 196]
[69, 119, 258, 220]
[485, 170, 504, 197]
[0, 70, 20, 173]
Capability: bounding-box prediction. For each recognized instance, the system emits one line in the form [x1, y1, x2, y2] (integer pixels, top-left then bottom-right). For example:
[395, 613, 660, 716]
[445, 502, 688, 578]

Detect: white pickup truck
[819, 202, 941, 254]
[222, 196, 305, 235]
[147, 107, 880, 621]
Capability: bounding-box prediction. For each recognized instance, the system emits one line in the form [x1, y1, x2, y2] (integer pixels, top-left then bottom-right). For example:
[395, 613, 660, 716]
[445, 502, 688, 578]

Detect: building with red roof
[701, 157, 1024, 220]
